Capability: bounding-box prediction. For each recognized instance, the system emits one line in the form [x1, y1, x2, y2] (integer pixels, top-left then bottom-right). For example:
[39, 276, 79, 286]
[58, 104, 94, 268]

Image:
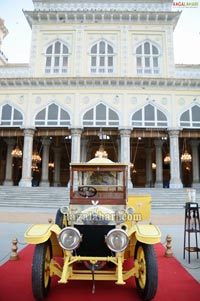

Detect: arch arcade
[0, 101, 199, 189]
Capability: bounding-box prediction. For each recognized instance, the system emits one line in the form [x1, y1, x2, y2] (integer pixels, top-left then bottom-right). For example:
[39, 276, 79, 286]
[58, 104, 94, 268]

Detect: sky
[0, 0, 200, 64]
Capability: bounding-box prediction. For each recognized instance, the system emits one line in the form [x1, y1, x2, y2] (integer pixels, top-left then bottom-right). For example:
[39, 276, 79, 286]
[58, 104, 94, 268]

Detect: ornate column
[116, 138, 120, 162]
[0, 142, 5, 184]
[80, 137, 88, 162]
[119, 128, 132, 188]
[168, 128, 183, 188]
[40, 138, 51, 187]
[190, 140, 200, 188]
[71, 128, 82, 163]
[52, 146, 62, 187]
[3, 138, 15, 186]
[71, 128, 82, 187]
[154, 139, 163, 187]
[19, 128, 35, 187]
[145, 147, 153, 187]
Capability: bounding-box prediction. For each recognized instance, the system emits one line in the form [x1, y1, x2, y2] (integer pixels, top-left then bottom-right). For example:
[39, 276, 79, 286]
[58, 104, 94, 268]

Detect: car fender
[134, 223, 161, 244]
[24, 223, 61, 244]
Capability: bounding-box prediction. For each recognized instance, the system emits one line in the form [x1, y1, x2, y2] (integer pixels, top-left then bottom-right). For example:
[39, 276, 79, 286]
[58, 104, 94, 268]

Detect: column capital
[154, 139, 163, 147]
[23, 128, 35, 137]
[4, 138, 16, 146]
[71, 128, 82, 136]
[42, 137, 51, 146]
[167, 128, 182, 138]
[145, 147, 153, 153]
[190, 140, 200, 147]
[52, 146, 62, 154]
[119, 128, 132, 137]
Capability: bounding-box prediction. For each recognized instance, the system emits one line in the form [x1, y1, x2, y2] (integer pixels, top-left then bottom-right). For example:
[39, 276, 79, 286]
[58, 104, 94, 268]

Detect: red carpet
[1, 243, 199, 301]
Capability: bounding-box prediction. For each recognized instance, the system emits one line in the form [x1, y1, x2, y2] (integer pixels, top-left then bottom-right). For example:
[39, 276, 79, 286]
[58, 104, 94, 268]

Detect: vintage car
[24, 156, 161, 301]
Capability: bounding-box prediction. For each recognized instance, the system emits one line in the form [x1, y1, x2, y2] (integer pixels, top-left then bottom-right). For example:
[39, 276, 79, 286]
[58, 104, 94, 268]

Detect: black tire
[134, 242, 158, 301]
[55, 208, 67, 229]
[32, 240, 52, 301]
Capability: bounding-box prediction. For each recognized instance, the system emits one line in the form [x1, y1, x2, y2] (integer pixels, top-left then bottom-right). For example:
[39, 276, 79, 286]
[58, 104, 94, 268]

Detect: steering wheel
[78, 186, 97, 198]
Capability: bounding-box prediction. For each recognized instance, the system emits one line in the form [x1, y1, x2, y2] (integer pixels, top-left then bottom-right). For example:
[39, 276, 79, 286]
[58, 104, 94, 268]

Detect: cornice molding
[32, 0, 173, 12]
[0, 77, 200, 89]
[24, 10, 180, 28]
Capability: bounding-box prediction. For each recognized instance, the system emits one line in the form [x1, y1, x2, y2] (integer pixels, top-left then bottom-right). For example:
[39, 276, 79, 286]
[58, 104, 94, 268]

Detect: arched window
[180, 105, 200, 128]
[35, 103, 71, 126]
[83, 103, 119, 127]
[136, 41, 160, 75]
[45, 41, 69, 74]
[90, 40, 114, 74]
[0, 104, 23, 126]
[132, 104, 168, 127]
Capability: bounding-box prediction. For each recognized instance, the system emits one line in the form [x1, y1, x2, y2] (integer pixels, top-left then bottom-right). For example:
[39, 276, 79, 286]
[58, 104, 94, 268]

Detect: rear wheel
[134, 241, 158, 301]
[32, 240, 52, 301]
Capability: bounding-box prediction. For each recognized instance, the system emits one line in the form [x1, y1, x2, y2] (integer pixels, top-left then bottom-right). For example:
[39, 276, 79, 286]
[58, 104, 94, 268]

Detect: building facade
[0, 0, 200, 189]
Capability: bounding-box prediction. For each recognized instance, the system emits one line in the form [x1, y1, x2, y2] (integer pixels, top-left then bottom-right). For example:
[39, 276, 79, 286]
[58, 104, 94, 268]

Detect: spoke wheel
[134, 242, 158, 301]
[32, 240, 52, 301]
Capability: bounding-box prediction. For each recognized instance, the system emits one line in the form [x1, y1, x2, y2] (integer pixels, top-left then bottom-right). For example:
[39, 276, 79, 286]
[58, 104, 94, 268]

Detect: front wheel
[134, 241, 158, 301]
[32, 239, 52, 301]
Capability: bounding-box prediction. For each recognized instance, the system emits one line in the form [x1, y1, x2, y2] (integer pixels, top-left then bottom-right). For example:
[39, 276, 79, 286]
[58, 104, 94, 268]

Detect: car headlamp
[105, 228, 129, 252]
[60, 206, 68, 215]
[58, 227, 81, 250]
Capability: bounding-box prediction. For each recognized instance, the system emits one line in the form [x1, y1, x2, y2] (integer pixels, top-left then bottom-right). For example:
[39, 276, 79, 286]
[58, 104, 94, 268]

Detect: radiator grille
[75, 224, 115, 256]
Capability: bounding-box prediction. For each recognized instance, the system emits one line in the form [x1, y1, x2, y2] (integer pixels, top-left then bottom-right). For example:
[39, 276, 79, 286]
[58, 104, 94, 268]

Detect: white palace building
[0, 0, 200, 189]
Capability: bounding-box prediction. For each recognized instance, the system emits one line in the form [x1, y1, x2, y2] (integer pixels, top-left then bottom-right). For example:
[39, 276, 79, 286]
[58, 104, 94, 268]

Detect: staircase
[0, 186, 199, 209]
[129, 188, 200, 209]
[0, 186, 69, 209]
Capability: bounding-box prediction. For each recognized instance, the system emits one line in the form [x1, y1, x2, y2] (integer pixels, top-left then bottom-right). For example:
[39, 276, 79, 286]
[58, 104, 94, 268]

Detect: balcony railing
[0, 65, 31, 78]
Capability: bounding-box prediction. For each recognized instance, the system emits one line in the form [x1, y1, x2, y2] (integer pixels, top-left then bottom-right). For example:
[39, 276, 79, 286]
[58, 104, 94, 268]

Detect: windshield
[73, 170, 124, 192]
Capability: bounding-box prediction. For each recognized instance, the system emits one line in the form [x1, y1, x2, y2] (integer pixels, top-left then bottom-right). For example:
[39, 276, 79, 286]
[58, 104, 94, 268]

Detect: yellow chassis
[50, 253, 138, 284]
[24, 222, 161, 284]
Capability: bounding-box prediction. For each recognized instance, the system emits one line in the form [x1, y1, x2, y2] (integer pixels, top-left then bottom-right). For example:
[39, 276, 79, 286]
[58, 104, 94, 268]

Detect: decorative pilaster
[3, 138, 15, 186]
[40, 138, 51, 187]
[168, 129, 183, 188]
[19, 128, 35, 187]
[119, 128, 132, 188]
[190, 140, 200, 188]
[154, 139, 163, 188]
[71, 128, 82, 163]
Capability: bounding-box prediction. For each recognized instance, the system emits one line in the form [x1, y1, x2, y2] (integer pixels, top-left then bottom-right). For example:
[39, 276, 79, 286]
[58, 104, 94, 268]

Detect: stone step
[129, 188, 200, 209]
[0, 186, 199, 209]
[0, 187, 68, 208]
